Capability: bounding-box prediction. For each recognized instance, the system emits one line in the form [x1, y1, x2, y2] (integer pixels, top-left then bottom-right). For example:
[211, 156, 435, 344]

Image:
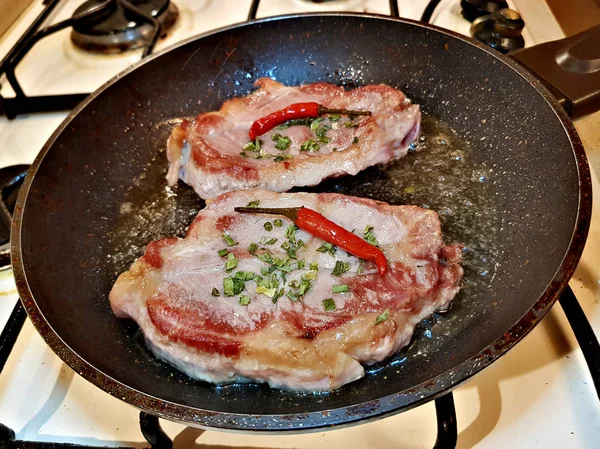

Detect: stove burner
[71, 0, 178, 54]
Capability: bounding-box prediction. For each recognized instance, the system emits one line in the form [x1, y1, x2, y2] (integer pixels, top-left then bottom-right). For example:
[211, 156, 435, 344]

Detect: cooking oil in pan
[108, 112, 501, 370]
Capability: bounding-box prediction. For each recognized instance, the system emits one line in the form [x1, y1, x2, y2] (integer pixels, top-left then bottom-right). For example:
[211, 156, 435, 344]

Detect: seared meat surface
[167, 79, 421, 199]
[110, 190, 462, 391]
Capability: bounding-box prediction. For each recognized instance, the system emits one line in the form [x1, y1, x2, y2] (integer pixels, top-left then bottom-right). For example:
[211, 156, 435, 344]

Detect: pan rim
[11, 12, 592, 432]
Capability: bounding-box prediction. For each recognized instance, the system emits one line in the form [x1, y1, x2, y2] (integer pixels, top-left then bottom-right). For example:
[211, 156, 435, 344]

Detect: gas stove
[0, 1, 598, 448]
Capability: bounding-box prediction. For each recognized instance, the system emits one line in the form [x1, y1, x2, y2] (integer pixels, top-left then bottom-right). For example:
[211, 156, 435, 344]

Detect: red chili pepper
[248, 102, 371, 140]
[234, 206, 388, 276]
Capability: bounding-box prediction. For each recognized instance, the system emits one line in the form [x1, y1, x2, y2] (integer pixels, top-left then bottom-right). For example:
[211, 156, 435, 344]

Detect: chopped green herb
[300, 139, 320, 152]
[302, 270, 317, 281]
[222, 233, 238, 246]
[289, 279, 300, 288]
[310, 119, 322, 131]
[285, 224, 298, 239]
[218, 248, 229, 257]
[352, 137, 359, 144]
[240, 151, 248, 157]
[274, 154, 293, 163]
[225, 253, 238, 272]
[276, 118, 314, 130]
[344, 121, 358, 128]
[315, 124, 331, 144]
[328, 114, 341, 122]
[272, 133, 292, 150]
[256, 249, 274, 264]
[273, 218, 283, 227]
[332, 284, 349, 293]
[243, 137, 262, 152]
[247, 200, 260, 207]
[332, 260, 350, 276]
[357, 259, 365, 274]
[296, 259, 305, 269]
[223, 276, 245, 296]
[259, 237, 278, 245]
[298, 280, 311, 296]
[404, 185, 416, 194]
[234, 271, 255, 281]
[239, 295, 251, 306]
[256, 285, 277, 298]
[211, 288, 220, 297]
[322, 298, 336, 311]
[272, 288, 284, 304]
[316, 242, 336, 256]
[310, 262, 319, 271]
[247, 243, 258, 254]
[264, 222, 273, 232]
[287, 290, 300, 301]
[364, 224, 379, 247]
[375, 310, 390, 325]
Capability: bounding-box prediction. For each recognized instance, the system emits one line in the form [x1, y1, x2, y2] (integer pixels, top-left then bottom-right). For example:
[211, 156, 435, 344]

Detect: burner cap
[71, 0, 178, 54]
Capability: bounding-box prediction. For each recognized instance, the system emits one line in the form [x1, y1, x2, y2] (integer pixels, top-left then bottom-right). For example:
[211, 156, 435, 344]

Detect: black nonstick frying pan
[10, 14, 598, 431]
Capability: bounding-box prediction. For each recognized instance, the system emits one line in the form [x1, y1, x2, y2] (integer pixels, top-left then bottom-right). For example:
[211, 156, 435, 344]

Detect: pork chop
[166, 79, 421, 199]
[110, 189, 462, 391]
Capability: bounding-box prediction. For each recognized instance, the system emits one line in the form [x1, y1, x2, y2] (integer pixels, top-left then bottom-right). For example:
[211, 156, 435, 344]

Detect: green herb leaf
[272, 288, 284, 304]
[310, 118, 322, 131]
[302, 270, 317, 281]
[223, 276, 245, 296]
[247, 243, 258, 254]
[272, 133, 292, 151]
[247, 200, 260, 207]
[332, 260, 350, 276]
[225, 253, 238, 272]
[211, 288, 220, 297]
[375, 310, 390, 325]
[332, 284, 349, 293]
[273, 218, 283, 227]
[274, 154, 293, 163]
[328, 114, 341, 122]
[310, 262, 319, 271]
[240, 151, 248, 157]
[322, 298, 336, 311]
[285, 224, 298, 239]
[300, 139, 320, 152]
[316, 242, 336, 256]
[234, 271, 255, 281]
[352, 137, 359, 144]
[263, 222, 273, 232]
[296, 259, 305, 269]
[364, 224, 379, 247]
[259, 237, 278, 245]
[239, 295, 251, 306]
[222, 233, 238, 246]
[218, 249, 229, 257]
[276, 118, 314, 130]
[256, 249, 274, 264]
[344, 121, 358, 128]
[315, 124, 331, 144]
[404, 185, 416, 194]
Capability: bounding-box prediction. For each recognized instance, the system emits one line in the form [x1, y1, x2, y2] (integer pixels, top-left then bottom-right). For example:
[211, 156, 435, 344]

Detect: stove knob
[461, 0, 508, 22]
[470, 9, 525, 54]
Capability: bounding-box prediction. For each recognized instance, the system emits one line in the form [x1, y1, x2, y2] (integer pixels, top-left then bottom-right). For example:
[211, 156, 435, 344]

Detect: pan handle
[558, 285, 600, 401]
[509, 25, 600, 118]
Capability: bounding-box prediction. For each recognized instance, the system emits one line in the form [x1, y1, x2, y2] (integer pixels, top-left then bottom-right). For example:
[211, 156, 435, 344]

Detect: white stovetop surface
[0, 1, 599, 448]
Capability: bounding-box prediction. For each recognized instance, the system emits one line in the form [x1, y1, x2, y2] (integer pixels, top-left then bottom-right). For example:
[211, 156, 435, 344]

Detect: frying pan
[10, 13, 596, 431]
